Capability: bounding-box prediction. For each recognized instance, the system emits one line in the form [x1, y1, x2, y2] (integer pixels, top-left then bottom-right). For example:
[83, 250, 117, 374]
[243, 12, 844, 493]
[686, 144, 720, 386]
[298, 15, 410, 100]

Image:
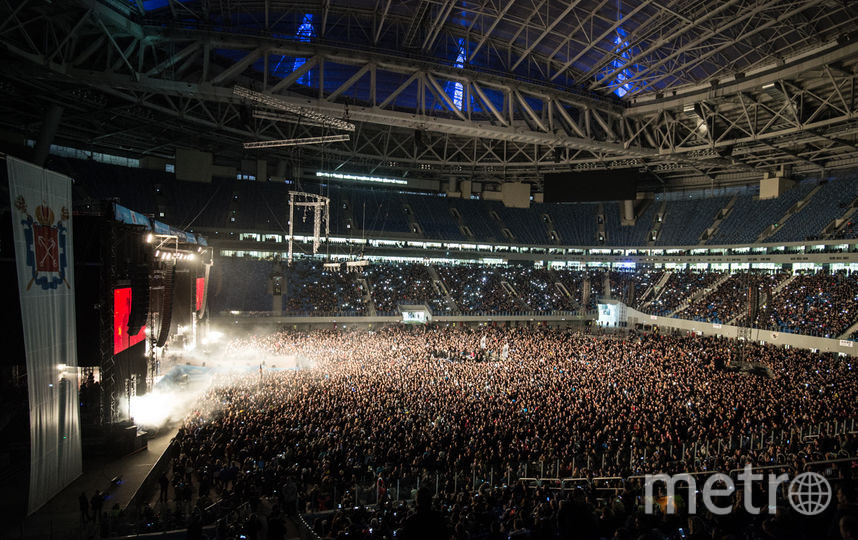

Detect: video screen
[401, 310, 427, 324]
[114, 287, 146, 355]
[195, 277, 205, 312]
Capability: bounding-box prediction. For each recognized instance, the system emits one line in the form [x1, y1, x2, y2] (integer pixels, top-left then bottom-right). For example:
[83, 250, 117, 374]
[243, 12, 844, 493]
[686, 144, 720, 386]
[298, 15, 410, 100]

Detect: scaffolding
[288, 191, 330, 264]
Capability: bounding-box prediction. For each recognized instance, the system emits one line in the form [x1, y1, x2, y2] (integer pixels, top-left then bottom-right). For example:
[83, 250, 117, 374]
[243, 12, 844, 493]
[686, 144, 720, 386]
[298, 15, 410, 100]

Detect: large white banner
[7, 157, 82, 515]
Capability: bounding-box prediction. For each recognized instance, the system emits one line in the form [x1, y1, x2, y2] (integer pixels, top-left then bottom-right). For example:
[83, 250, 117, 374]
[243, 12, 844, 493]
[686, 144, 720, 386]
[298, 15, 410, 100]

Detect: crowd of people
[215, 259, 858, 339]
[679, 273, 788, 325]
[435, 265, 521, 313]
[149, 325, 857, 539]
[750, 272, 858, 337]
[643, 271, 724, 316]
[284, 260, 367, 315]
[365, 262, 449, 314]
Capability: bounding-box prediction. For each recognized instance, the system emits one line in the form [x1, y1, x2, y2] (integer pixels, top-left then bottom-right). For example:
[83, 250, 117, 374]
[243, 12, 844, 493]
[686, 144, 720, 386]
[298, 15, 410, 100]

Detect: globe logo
[787, 472, 832, 516]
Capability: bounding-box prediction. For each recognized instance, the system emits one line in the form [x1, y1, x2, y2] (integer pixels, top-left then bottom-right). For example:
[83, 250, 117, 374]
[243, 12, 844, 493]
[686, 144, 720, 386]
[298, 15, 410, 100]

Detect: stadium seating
[645, 270, 723, 315]
[769, 174, 858, 242]
[492, 205, 552, 244]
[707, 184, 814, 245]
[752, 271, 858, 337]
[445, 198, 505, 242]
[336, 187, 412, 235]
[284, 259, 366, 314]
[436, 264, 524, 313]
[59, 158, 858, 246]
[607, 269, 664, 305]
[604, 202, 657, 246]
[364, 262, 448, 314]
[408, 194, 465, 240]
[655, 197, 728, 245]
[544, 203, 598, 245]
[501, 266, 576, 311]
[681, 272, 788, 324]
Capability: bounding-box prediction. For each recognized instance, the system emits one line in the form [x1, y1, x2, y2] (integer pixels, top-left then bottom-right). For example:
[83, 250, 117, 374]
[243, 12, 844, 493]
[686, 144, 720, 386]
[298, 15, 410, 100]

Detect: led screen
[195, 277, 205, 312]
[114, 287, 146, 355]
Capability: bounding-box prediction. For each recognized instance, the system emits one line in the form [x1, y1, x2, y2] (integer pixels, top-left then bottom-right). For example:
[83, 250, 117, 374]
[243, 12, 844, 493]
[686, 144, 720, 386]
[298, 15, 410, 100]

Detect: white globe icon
[787, 472, 832, 516]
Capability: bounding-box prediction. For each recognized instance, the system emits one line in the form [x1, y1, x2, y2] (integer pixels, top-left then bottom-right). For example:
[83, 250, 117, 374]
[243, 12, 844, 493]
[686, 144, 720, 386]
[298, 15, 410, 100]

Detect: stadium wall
[214, 312, 594, 328]
[625, 306, 858, 356]
[214, 308, 858, 356]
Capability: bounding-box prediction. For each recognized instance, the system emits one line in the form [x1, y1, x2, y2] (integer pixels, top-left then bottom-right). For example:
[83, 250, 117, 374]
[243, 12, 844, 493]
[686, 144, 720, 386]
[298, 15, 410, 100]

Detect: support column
[33, 103, 64, 167]
[623, 199, 634, 222]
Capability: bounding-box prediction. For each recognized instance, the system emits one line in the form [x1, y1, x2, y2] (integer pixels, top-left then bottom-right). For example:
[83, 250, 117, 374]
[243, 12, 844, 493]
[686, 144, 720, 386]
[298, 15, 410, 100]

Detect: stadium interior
[1, 1, 858, 539]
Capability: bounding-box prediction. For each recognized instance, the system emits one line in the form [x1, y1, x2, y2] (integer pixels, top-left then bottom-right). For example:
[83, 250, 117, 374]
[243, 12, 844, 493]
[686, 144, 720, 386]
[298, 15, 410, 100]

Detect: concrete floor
[12, 426, 177, 540]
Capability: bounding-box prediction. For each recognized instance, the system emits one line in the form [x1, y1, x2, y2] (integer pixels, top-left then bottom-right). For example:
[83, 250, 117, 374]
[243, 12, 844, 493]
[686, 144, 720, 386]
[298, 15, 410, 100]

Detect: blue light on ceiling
[139, 0, 193, 11]
[291, 14, 316, 86]
[444, 38, 467, 111]
[610, 29, 634, 98]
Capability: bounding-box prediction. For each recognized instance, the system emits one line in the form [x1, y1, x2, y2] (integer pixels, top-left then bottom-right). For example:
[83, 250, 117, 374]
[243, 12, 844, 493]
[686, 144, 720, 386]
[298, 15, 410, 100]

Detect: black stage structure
[74, 200, 212, 455]
[0, 191, 210, 525]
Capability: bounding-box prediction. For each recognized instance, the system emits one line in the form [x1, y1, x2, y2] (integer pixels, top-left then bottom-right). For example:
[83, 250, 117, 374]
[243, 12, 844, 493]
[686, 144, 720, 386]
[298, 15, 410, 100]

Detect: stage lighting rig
[233, 86, 355, 131]
[242, 134, 350, 149]
[287, 191, 330, 264]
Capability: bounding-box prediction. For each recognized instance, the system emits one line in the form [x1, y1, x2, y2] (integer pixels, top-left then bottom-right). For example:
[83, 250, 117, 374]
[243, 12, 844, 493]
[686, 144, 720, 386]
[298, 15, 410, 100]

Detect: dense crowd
[284, 261, 367, 314]
[609, 270, 664, 307]
[366, 262, 449, 314]
[215, 257, 858, 337]
[502, 267, 575, 312]
[160, 326, 857, 539]
[680, 273, 788, 325]
[436, 265, 524, 313]
[644, 271, 724, 316]
[750, 272, 858, 337]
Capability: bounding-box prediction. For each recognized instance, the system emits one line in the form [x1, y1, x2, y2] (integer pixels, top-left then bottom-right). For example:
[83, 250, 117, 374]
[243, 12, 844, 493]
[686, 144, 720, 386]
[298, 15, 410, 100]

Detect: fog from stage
[130, 327, 316, 428]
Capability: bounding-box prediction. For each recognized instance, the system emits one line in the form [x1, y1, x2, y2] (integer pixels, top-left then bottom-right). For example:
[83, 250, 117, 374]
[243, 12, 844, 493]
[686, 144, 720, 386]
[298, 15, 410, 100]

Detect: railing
[671, 315, 858, 340]
[296, 513, 322, 540]
[297, 416, 857, 514]
[218, 309, 596, 319]
[299, 452, 858, 533]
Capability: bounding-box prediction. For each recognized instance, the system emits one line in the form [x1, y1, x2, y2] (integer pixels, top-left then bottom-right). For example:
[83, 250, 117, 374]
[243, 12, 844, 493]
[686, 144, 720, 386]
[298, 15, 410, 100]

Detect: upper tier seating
[445, 198, 505, 242]
[543, 203, 598, 245]
[60, 158, 858, 246]
[655, 197, 729, 246]
[769, 175, 858, 242]
[409, 194, 465, 241]
[342, 188, 412, 235]
[604, 202, 657, 246]
[707, 184, 814, 245]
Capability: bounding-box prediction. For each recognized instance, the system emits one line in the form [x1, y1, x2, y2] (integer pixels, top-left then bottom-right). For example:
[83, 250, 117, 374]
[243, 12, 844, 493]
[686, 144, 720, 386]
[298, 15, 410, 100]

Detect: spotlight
[146, 233, 154, 243]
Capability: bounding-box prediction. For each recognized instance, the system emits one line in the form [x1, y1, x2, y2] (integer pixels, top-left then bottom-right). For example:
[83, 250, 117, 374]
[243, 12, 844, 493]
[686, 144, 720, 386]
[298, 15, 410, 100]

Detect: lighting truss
[288, 191, 330, 264]
[243, 134, 350, 149]
[148, 233, 201, 262]
[234, 86, 355, 131]
[252, 109, 331, 129]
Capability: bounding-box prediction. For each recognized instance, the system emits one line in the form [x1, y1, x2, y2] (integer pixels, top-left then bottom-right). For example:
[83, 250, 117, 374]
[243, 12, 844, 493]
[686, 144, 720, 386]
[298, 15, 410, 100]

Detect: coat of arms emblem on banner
[15, 196, 70, 290]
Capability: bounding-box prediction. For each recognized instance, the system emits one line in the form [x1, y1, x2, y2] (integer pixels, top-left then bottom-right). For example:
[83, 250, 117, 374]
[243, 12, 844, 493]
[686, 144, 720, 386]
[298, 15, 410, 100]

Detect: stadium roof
[1, 0, 857, 191]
